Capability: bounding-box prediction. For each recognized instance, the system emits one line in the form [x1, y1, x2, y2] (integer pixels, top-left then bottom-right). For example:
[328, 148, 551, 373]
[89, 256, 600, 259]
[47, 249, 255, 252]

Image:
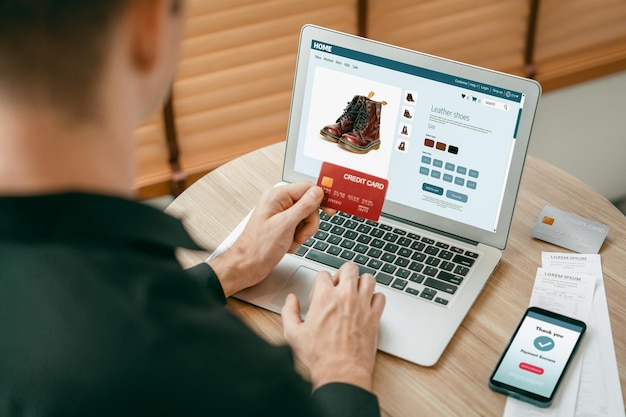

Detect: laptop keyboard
[295, 211, 480, 307]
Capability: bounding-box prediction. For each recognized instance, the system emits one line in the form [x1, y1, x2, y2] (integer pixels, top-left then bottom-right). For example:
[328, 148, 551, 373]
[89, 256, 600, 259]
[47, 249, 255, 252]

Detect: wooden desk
[166, 142, 626, 417]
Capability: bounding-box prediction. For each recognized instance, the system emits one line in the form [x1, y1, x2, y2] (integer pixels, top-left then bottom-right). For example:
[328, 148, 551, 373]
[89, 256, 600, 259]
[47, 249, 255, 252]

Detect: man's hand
[282, 262, 386, 392]
[209, 182, 326, 297]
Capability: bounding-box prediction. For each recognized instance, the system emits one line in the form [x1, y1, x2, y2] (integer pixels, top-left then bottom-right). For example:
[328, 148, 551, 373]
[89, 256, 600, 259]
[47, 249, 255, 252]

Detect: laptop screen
[285, 26, 541, 249]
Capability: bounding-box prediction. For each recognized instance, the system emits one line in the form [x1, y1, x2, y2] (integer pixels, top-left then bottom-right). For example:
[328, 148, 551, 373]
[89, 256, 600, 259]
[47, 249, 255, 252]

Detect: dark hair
[0, 0, 130, 117]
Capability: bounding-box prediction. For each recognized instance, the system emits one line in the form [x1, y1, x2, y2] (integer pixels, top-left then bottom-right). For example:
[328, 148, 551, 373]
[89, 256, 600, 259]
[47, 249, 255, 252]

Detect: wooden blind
[366, 0, 530, 77]
[533, 0, 626, 90]
[134, 113, 168, 198]
[133, 0, 626, 199]
[133, 0, 358, 198]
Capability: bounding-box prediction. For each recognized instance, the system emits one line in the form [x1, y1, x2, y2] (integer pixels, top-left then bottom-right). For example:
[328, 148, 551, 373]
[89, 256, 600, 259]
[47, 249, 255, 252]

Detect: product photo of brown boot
[339, 96, 386, 154]
[320, 94, 367, 142]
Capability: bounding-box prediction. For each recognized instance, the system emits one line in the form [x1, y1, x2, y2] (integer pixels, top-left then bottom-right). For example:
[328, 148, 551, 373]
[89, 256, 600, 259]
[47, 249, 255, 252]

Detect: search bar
[482, 99, 509, 111]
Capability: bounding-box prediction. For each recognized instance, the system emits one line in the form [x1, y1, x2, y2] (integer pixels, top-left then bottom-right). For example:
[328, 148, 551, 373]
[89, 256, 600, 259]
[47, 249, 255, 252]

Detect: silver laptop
[212, 25, 541, 366]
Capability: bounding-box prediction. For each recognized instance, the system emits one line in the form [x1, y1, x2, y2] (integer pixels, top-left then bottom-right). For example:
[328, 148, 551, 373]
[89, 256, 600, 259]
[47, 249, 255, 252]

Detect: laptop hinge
[380, 212, 480, 246]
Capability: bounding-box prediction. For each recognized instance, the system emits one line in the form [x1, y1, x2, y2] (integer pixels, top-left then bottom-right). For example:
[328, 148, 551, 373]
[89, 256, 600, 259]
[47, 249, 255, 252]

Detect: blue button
[423, 183, 443, 196]
[420, 166, 429, 175]
[421, 156, 431, 164]
[457, 166, 467, 175]
[469, 169, 479, 178]
[443, 174, 453, 183]
[446, 190, 468, 203]
[454, 177, 465, 186]
[445, 162, 455, 171]
[467, 180, 477, 190]
[534, 336, 555, 352]
[431, 170, 441, 179]
[433, 159, 443, 168]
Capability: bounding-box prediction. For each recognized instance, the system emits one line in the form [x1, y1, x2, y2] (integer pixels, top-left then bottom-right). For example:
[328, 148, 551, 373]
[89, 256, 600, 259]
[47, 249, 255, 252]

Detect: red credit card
[316, 162, 388, 221]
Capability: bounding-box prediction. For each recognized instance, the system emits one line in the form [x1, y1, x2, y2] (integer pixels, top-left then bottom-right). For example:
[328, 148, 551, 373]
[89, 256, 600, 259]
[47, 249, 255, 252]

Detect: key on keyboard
[295, 211, 481, 307]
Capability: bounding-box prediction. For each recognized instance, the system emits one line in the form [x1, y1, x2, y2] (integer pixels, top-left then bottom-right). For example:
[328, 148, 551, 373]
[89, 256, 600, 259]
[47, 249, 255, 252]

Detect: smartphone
[488, 306, 586, 407]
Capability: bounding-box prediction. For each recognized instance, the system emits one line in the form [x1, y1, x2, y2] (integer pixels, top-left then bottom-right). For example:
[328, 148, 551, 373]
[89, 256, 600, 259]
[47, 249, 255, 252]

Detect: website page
[491, 311, 584, 398]
[293, 40, 526, 232]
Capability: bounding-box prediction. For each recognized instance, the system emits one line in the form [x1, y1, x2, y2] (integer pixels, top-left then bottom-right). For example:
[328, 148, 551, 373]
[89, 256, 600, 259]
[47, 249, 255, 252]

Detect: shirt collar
[0, 192, 204, 251]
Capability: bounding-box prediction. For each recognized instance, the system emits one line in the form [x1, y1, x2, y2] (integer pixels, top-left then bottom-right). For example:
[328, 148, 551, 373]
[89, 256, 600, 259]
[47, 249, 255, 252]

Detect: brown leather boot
[339, 98, 383, 154]
[320, 95, 367, 142]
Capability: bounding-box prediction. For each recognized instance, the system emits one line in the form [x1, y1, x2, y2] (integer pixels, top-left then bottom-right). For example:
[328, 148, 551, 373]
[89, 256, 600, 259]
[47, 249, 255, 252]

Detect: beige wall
[528, 70, 626, 202]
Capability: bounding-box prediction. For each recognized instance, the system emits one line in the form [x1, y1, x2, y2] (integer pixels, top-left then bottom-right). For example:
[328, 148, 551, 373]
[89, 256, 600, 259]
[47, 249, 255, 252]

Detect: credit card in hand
[316, 162, 388, 221]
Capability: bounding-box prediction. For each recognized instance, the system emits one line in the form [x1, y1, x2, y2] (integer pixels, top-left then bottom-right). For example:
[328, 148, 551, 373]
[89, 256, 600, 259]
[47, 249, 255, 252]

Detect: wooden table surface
[165, 142, 626, 417]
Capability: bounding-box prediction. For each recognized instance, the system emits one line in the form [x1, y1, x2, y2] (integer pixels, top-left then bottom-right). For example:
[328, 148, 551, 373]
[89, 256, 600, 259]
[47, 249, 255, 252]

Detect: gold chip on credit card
[321, 176, 334, 188]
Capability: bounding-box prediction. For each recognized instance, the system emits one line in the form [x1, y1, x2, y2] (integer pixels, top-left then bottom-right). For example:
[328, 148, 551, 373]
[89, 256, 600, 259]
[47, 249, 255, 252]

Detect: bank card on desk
[531, 205, 609, 254]
[317, 162, 388, 221]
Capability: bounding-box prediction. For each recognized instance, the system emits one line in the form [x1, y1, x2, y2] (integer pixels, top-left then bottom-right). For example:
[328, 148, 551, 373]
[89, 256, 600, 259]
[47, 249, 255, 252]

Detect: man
[0, 1, 385, 416]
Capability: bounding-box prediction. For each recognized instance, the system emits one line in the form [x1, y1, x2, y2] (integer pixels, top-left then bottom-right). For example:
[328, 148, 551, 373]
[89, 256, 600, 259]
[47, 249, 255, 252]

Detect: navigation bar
[311, 40, 523, 103]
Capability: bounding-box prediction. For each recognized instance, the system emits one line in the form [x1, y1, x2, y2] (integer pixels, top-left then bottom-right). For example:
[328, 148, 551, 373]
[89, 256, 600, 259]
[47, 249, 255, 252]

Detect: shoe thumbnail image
[405, 91, 417, 104]
[400, 124, 411, 136]
[397, 139, 408, 153]
[402, 106, 413, 120]
[320, 91, 387, 155]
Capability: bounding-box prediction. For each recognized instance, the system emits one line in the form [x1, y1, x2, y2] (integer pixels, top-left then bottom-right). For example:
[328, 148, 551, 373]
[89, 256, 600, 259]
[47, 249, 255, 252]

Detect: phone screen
[489, 307, 586, 406]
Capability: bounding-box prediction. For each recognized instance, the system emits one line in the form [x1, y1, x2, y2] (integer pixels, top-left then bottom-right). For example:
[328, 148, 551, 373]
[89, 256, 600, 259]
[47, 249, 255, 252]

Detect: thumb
[284, 186, 323, 224]
[281, 293, 303, 340]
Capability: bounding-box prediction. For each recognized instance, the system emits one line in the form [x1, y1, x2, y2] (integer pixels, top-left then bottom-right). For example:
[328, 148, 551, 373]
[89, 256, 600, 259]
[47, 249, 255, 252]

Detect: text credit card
[531, 205, 609, 254]
[316, 162, 388, 221]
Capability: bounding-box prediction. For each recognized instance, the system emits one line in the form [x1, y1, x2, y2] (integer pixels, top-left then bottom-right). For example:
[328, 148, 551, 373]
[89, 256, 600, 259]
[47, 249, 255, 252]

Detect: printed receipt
[502, 253, 625, 417]
[529, 267, 595, 321]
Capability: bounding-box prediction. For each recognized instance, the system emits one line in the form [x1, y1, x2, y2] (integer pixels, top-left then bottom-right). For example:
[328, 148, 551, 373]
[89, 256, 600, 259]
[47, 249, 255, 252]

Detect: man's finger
[279, 185, 323, 226]
[371, 292, 386, 314]
[358, 273, 377, 294]
[335, 262, 360, 290]
[281, 293, 303, 339]
[292, 211, 320, 247]
[308, 270, 337, 305]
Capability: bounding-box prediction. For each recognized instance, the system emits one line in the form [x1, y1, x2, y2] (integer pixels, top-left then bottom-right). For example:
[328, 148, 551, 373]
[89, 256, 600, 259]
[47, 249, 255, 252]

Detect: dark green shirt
[0, 192, 379, 417]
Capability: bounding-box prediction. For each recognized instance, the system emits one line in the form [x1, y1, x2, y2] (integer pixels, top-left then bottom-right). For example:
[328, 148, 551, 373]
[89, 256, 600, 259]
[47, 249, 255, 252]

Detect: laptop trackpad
[270, 266, 317, 316]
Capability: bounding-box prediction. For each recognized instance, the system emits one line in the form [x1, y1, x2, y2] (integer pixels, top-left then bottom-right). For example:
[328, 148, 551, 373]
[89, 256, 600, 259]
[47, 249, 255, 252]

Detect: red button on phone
[519, 362, 544, 375]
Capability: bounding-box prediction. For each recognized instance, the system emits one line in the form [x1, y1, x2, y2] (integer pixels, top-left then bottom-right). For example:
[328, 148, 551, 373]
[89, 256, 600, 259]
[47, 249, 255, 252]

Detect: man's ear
[128, 0, 165, 72]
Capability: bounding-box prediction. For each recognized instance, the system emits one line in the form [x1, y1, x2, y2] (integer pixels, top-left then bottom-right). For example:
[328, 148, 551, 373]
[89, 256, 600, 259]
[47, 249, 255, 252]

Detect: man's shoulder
[0, 240, 318, 417]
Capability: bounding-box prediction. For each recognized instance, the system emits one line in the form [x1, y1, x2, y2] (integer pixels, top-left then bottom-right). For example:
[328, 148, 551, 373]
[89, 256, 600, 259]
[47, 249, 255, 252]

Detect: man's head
[0, 0, 183, 121]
